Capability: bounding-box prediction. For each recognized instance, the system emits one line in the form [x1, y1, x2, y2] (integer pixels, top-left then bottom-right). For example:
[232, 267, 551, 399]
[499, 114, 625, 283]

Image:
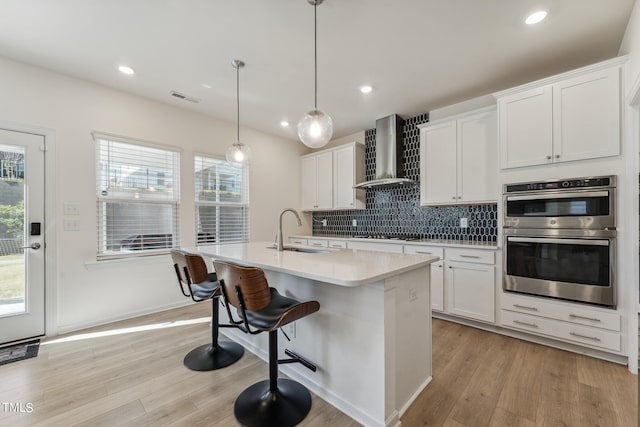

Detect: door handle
[21, 242, 41, 250]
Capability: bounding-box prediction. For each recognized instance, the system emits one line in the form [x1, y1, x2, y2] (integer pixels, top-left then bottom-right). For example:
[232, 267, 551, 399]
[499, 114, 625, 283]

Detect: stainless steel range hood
[353, 114, 416, 189]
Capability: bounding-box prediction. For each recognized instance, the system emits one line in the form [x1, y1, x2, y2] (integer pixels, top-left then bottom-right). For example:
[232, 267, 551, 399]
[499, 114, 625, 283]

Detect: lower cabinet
[445, 260, 495, 323]
[405, 245, 495, 321]
[501, 293, 621, 353]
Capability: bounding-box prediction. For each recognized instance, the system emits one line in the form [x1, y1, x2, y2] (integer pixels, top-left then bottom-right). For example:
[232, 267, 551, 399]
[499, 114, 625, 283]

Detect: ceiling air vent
[170, 90, 201, 104]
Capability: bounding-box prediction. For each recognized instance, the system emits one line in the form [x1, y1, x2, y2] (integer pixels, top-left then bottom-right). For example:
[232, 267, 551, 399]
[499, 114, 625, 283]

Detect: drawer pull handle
[460, 255, 480, 259]
[570, 332, 601, 342]
[415, 251, 433, 255]
[513, 320, 538, 328]
[437, 264, 443, 268]
[311, 243, 322, 246]
[513, 304, 538, 311]
[569, 314, 601, 322]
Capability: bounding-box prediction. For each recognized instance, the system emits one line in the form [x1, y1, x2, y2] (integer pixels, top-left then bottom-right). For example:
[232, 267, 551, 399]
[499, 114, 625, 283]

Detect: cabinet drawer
[347, 241, 403, 253]
[501, 310, 621, 352]
[502, 293, 620, 332]
[404, 245, 444, 259]
[445, 248, 494, 265]
[327, 240, 347, 249]
[289, 238, 307, 245]
[306, 238, 329, 248]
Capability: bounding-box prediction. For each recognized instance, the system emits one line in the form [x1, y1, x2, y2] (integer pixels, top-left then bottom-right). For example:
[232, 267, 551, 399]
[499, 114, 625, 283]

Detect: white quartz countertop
[194, 241, 438, 287]
[294, 235, 499, 250]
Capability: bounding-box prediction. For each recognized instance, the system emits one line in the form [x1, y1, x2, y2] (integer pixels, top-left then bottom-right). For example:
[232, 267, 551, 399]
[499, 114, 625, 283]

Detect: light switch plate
[460, 218, 468, 228]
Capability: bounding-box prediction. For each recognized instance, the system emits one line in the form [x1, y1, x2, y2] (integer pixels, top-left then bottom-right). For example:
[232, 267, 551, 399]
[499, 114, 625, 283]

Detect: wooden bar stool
[213, 260, 320, 427]
[171, 250, 244, 371]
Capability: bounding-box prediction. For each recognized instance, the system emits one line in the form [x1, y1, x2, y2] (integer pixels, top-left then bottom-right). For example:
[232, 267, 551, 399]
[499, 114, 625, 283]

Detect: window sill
[84, 254, 171, 271]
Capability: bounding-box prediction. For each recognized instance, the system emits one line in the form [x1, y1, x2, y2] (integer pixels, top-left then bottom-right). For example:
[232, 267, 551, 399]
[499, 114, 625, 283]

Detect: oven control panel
[504, 176, 614, 193]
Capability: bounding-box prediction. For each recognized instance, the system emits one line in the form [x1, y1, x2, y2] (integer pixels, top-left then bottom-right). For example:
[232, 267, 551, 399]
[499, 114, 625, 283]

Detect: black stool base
[234, 379, 312, 427]
[183, 341, 244, 371]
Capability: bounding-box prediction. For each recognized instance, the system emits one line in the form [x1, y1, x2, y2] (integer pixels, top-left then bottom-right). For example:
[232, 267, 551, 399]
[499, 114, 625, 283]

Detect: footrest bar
[280, 349, 317, 372]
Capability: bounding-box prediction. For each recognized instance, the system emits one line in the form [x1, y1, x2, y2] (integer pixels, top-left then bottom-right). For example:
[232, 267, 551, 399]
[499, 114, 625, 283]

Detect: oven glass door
[505, 236, 610, 287]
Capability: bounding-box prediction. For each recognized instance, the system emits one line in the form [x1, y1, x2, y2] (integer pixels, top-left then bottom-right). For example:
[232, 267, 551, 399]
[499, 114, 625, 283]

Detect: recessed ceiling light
[201, 83, 212, 89]
[360, 85, 373, 94]
[525, 10, 547, 25]
[118, 65, 135, 75]
[280, 120, 290, 127]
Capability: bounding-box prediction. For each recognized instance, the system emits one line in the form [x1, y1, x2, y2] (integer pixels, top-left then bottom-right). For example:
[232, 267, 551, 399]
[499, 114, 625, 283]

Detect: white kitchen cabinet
[301, 151, 333, 210]
[496, 60, 621, 169]
[419, 107, 497, 205]
[348, 240, 404, 253]
[333, 143, 365, 210]
[445, 261, 495, 323]
[404, 245, 445, 312]
[501, 293, 622, 353]
[301, 142, 364, 211]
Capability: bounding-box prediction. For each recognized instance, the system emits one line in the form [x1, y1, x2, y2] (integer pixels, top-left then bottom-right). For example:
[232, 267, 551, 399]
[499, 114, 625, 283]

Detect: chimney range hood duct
[354, 114, 416, 189]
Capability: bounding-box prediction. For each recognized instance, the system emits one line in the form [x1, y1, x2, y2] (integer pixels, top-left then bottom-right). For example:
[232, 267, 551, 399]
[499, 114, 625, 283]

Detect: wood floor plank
[488, 407, 535, 427]
[534, 349, 581, 427]
[448, 333, 514, 426]
[73, 399, 147, 427]
[496, 340, 546, 422]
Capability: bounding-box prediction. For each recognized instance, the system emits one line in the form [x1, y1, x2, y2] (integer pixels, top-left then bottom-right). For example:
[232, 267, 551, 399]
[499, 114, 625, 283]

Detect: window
[195, 155, 249, 244]
[95, 135, 180, 259]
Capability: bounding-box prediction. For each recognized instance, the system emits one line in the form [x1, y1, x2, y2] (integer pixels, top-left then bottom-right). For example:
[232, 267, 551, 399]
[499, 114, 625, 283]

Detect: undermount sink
[267, 245, 333, 254]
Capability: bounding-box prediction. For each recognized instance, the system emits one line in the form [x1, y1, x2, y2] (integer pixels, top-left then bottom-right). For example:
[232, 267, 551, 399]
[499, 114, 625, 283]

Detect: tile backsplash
[311, 112, 497, 242]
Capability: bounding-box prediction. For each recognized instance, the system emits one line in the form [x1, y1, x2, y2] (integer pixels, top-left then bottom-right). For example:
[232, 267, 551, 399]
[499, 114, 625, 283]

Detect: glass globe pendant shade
[297, 109, 333, 148]
[226, 142, 251, 164]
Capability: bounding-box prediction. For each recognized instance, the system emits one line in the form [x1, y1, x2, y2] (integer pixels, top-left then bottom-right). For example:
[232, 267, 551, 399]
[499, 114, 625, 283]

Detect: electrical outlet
[63, 202, 80, 215]
[460, 218, 468, 228]
[321, 219, 327, 227]
[64, 219, 80, 231]
[352, 219, 357, 227]
[409, 288, 418, 302]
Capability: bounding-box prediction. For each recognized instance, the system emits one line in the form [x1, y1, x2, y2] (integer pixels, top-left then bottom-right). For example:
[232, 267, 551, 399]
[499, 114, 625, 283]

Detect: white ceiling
[0, 0, 634, 141]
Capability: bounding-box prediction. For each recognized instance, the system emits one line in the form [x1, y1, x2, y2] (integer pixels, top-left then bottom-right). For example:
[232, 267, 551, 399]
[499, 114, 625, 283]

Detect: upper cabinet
[419, 106, 498, 206]
[301, 151, 333, 210]
[495, 58, 623, 169]
[301, 142, 365, 211]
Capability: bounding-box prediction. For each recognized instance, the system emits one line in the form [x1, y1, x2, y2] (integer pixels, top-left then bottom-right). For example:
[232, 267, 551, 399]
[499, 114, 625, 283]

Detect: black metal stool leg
[183, 296, 244, 371]
[234, 330, 312, 427]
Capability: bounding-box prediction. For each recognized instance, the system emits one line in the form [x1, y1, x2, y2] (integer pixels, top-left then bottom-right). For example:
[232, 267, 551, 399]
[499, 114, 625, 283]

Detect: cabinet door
[553, 67, 620, 163]
[431, 260, 444, 312]
[458, 110, 497, 203]
[498, 86, 553, 169]
[445, 261, 495, 323]
[423, 121, 457, 204]
[333, 145, 356, 209]
[315, 152, 333, 209]
[301, 155, 317, 210]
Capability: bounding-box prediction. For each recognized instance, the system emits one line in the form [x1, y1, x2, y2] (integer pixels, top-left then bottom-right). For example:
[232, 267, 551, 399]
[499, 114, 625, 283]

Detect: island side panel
[390, 265, 432, 416]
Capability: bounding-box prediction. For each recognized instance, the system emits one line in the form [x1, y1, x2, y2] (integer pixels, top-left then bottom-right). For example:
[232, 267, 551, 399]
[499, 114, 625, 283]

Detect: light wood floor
[0, 304, 635, 427]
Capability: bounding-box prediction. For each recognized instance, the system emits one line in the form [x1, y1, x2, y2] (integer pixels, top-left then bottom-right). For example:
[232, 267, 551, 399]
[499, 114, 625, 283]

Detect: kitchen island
[195, 241, 438, 427]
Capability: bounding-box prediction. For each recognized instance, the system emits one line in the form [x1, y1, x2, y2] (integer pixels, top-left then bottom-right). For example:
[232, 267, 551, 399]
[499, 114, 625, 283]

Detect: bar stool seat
[171, 250, 244, 371]
[214, 260, 320, 427]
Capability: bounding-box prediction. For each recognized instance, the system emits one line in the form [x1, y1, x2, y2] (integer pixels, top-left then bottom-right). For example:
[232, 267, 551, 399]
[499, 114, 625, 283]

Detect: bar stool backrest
[171, 250, 210, 285]
[213, 260, 271, 312]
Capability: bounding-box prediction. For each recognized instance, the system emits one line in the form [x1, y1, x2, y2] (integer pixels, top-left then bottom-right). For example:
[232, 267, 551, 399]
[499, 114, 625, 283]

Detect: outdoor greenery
[0, 254, 24, 300]
[0, 200, 23, 238]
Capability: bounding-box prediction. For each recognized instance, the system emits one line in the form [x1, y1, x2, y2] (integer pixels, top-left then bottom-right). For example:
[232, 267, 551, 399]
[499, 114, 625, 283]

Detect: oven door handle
[507, 237, 609, 246]
[505, 190, 609, 201]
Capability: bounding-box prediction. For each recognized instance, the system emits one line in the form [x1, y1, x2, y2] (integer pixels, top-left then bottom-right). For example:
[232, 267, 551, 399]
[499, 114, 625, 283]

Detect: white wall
[0, 56, 306, 332]
[620, 0, 640, 94]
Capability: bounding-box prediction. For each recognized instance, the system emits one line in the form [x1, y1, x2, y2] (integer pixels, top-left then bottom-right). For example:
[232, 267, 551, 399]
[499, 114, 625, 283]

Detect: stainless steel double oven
[503, 176, 616, 308]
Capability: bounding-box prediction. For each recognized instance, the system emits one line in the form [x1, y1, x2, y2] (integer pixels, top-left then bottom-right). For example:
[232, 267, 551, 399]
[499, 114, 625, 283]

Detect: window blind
[194, 155, 249, 244]
[96, 137, 180, 259]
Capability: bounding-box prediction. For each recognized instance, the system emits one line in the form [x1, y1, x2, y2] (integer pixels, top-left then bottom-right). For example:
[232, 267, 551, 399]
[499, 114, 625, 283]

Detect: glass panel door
[0, 129, 45, 344]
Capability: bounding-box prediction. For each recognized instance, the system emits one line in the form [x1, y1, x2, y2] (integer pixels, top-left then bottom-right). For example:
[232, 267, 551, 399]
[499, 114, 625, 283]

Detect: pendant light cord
[236, 62, 240, 144]
[314, 0, 318, 111]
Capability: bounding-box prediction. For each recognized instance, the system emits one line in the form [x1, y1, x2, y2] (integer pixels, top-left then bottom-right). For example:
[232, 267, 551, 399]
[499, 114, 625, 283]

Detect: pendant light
[226, 59, 251, 164]
[298, 0, 333, 148]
